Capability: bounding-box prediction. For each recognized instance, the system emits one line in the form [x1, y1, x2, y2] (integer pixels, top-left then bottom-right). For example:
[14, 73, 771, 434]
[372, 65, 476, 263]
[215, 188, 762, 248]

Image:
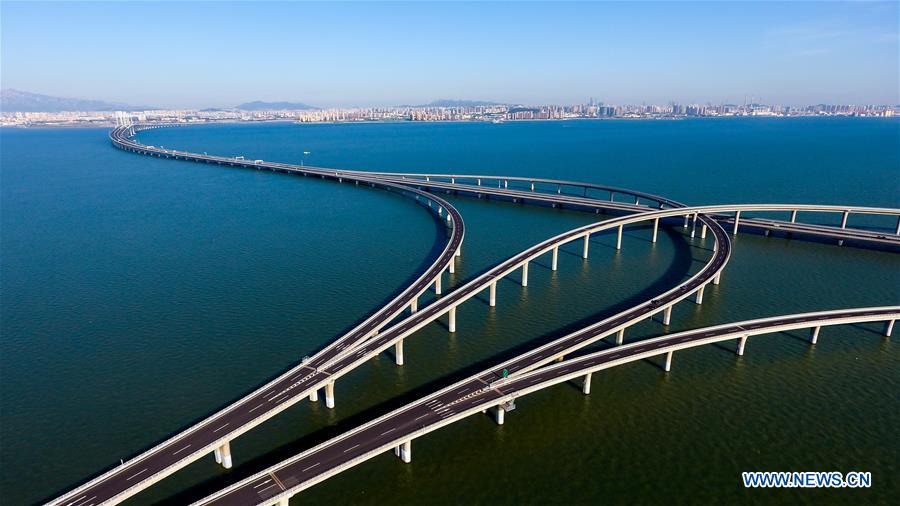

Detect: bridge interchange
[49, 124, 899, 505]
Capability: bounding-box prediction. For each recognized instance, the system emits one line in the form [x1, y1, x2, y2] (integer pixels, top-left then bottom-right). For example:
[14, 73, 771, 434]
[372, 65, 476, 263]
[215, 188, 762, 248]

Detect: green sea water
[1, 118, 898, 505]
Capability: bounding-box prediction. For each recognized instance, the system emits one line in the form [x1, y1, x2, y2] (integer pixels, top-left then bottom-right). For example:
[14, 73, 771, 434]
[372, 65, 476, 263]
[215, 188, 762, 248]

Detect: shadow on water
[159, 226, 700, 504]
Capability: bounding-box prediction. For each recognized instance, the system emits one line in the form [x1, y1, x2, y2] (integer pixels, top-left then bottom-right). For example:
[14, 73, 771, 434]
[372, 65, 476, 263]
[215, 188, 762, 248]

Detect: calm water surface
[1, 119, 898, 505]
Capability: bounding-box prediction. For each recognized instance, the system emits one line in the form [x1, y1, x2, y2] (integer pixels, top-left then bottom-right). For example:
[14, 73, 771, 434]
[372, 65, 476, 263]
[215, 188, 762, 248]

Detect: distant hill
[236, 101, 318, 111]
[1, 89, 155, 112]
[417, 99, 505, 107]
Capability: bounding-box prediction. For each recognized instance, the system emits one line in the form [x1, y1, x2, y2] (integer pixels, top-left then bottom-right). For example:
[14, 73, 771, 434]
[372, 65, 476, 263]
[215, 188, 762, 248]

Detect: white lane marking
[415, 414, 429, 421]
[380, 428, 396, 435]
[213, 423, 230, 433]
[256, 484, 277, 493]
[172, 444, 191, 455]
[455, 387, 469, 394]
[125, 468, 147, 481]
[302, 462, 321, 472]
[253, 479, 272, 488]
[270, 393, 289, 403]
[343, 443, 361, 453]
[249, 403, 266, 413]
[68, 495, 94, 506]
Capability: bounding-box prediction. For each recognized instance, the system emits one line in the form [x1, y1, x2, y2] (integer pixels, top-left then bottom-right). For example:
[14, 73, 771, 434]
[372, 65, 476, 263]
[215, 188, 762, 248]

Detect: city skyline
[2, 1, 898, 108]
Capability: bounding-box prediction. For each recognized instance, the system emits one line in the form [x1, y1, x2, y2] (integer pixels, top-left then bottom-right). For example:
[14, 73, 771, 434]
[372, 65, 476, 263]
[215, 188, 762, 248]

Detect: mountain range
[1, 89, 156, 112]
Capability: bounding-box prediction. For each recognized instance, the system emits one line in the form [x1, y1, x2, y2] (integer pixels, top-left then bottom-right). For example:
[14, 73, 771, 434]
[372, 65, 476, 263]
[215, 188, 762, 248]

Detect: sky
[1, 1, 898, 108]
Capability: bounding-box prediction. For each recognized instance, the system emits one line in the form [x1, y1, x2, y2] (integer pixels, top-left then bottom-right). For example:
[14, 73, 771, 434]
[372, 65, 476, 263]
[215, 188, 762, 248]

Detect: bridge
[195, 306, 898, 506]
[48, 124, 899, 505]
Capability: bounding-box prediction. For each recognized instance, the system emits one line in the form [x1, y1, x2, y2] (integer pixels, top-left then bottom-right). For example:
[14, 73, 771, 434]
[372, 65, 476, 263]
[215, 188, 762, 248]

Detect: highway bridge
[48, 124, 899, 505]
[193, 306, 898, 506]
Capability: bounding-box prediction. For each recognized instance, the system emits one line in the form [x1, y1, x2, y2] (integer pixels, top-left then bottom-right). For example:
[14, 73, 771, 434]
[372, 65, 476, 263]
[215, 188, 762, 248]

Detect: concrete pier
[683, 214, 689, 228]
[435, 273, 442, 295]
[810, 326, 820, 345]
[400, 441, 412, 463]
[736, 335, 747, 356]
[616, 328, 625, 345]
[214, 447, 222, 464]
[700, 224, 707, 239]
[325, 382, 335, 409]
[887, 320, 895, 337]
[664, 351, 673, 372]
[714, 272, 722, 285]
[489, 282, 497, 307]
[551, 246, 559, 271]
[495, 406, 505, 425]
[449, 256, 455, 274]
[733, 210, 741, 235]
[663, 306, 672, 325]
[449, 306, 457, 333]
[219, 441, 232, 469]
[395, 339, 404, 366]
[583, 233, 590, 258]
[790, 209, 798, 223]
[695, 285, 705, 305]
[841, 210, 849, 228]
[652, 218, 659, 243]
[582, 373, 592, 395]
[309, 389, 319, 402]
[410, 297, 418, 313]
[456, 246, 461, 257]
[521, 261, 529, 287]
[616, 225, 623, 250]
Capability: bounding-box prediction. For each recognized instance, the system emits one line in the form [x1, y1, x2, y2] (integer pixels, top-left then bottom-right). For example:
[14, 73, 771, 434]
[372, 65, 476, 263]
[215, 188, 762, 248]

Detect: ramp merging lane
[195, 307, 899, 505]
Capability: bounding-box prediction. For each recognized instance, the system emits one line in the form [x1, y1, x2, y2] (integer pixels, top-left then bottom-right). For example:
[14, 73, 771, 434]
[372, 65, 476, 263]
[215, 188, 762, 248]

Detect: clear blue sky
[2, 1, 898, 108]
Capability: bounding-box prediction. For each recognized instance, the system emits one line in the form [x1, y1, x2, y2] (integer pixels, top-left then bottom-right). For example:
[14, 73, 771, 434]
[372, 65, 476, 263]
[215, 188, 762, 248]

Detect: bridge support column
[218, 441, 232, 469]
[456, 247, 461, 258]
[530, 182, 535, 192]
[616, 328, 625, 345]
[275, 497, 290, 506]
[733, 211, 741, 235]
[690, 214, 698, 238]
[449, 257, 455, 274]
[584, 233, 591, 258]
[214, 447, 222, 464]
[395, 339, 404, 366]
[652, 218, 659, 243]
[521, 262, 529, 287]
[700, 224, 707, 239]
[790, 210, 798, 223]
[663, 306, 672, 326]
[325, 381, 335, 409]
[810, 326, 820, 345]
[495, 406, 505, 425]
[634, 196, 640, 205]
[610, 192, 615, 202]
[410, 297, 418, 314]
[714, 272, 722, 285]
[683, 214, 689, 228]
[489, 282, 497, 307]
[616, 225, 623, 250]
[895, 217, 900, 235]
[886, 320, 895, 337]
[504, 179, 508, 188]
[695, 286, 705, 305]
[435, 273, 442, 295]
[841, 210, 849, 229]
[551, 246, 559, 271]
[737, 335, 747, 356]
[309, 389, 319, 402]
[664, 351, 673, 372]
[582, 373, 592, 395]
[400, 440, 412, 463]
[557, 184, 561, 194]
[449, 306, 457, 333]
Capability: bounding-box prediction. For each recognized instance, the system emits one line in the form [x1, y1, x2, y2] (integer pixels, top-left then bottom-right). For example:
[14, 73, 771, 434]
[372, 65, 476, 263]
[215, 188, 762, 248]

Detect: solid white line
[302, 462, 321, 472]
[256, 484, 277, 493]
[380, 428, 396, 435]
[253, 479, 272, 489]
[455, 387, 469, 394]
[343, 443, 361, 453]
[125, 468, 147, 481]
[213, 423, 230, 433]
[414, 414, 429, 421]
[249, 403, 265, 413]
[172, 444, 191, 456]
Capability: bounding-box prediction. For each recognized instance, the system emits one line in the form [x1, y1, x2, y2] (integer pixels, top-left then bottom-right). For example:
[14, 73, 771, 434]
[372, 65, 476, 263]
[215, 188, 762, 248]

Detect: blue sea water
[1, 118, 898, 505]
